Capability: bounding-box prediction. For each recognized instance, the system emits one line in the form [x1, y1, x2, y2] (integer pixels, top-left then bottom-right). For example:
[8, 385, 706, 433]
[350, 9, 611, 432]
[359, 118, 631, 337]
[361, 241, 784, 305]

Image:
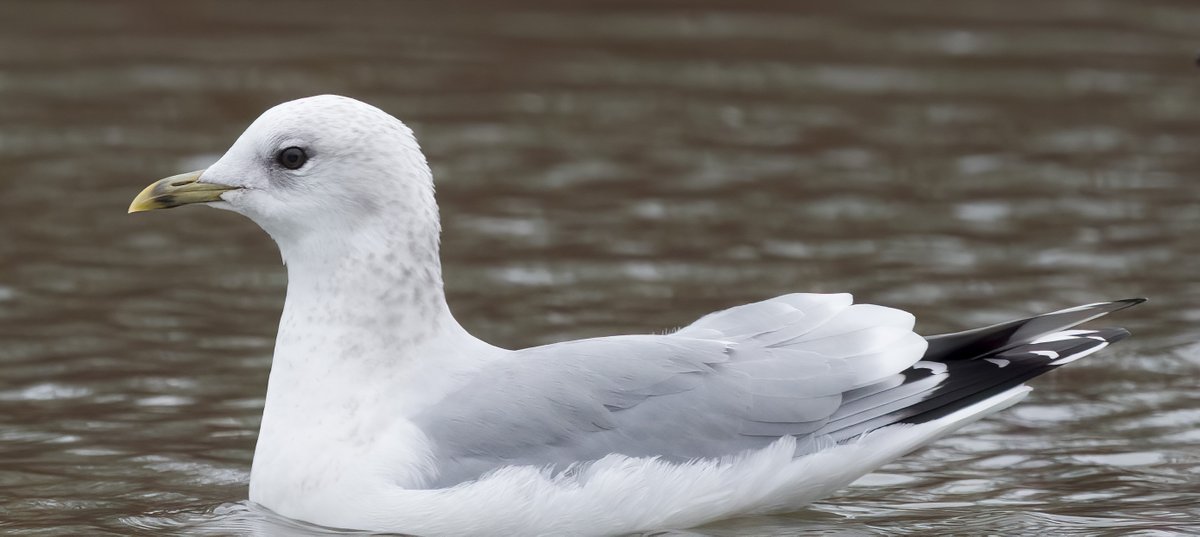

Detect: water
[1, 1, 1198, 534]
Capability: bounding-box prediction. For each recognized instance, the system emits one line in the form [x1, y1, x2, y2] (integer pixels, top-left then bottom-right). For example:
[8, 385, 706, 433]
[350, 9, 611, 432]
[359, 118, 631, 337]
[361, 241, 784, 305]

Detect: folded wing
[415, 293, 928, 487]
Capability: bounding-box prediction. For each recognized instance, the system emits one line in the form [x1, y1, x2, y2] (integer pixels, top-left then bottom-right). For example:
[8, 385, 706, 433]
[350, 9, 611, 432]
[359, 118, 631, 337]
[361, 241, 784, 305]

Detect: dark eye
[276, 146, 308, 170]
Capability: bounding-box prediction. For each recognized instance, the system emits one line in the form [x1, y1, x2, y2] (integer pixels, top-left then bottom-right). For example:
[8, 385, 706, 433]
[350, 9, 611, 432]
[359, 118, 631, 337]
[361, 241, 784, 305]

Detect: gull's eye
[277, 146, 308, 170]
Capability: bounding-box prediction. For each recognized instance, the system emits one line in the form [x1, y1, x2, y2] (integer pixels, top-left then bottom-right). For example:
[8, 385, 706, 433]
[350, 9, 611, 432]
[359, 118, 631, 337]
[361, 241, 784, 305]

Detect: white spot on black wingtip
[984, 358, 1010, 367]
[912, 361, 948, 374]
[1031, 329, 1096, 344]
[1026, 328, 1126, 365]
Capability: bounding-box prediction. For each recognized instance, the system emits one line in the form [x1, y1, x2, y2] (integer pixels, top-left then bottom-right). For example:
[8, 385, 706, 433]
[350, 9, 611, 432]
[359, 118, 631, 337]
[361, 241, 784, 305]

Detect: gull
[128, 95, 1142, 536]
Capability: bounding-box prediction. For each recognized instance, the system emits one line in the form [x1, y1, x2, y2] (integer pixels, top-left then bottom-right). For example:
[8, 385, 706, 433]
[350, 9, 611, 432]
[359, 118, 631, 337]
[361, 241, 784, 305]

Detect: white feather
[293, 388, 1034, 536]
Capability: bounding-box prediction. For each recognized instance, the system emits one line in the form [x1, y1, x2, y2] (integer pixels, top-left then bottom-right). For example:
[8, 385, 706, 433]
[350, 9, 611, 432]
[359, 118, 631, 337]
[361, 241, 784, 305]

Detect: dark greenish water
[1, 1, 1198, 535]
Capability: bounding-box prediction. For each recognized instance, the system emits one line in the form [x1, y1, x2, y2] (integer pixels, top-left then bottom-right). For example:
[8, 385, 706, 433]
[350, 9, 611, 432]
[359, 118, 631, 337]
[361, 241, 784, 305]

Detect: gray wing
[414, 293, 927, 487]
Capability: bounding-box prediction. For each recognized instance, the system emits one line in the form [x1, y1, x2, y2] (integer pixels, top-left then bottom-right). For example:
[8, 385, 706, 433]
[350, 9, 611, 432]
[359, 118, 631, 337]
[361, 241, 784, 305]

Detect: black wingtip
[1082, 297, 1146, 315]
[923, 297, 1144, 364]
[1099, 326, 1133, 344]
[1098, 298, 1147, 316]
[1114, 297, 1148, 308]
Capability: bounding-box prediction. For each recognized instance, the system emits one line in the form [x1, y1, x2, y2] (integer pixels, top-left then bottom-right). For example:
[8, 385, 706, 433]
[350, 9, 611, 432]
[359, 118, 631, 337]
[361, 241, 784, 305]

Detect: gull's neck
[272, 218, 465, 376]
[256, 175, 500, 404]
[251, 207, 498, 496]
[284, 225, 449, 339]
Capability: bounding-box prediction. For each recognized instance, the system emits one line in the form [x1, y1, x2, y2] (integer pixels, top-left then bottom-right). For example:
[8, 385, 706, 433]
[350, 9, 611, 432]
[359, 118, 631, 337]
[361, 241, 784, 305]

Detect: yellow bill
[128, 170, 238, 213]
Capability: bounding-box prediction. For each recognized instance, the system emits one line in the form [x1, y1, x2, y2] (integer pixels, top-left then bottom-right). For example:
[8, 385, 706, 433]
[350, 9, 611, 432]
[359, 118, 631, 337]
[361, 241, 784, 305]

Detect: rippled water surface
[1, 1, 1198, 535]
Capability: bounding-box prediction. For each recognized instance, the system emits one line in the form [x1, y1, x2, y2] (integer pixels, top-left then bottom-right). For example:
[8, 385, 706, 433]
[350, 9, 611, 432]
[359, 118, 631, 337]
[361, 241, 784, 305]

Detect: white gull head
[204, 95, 440, 267]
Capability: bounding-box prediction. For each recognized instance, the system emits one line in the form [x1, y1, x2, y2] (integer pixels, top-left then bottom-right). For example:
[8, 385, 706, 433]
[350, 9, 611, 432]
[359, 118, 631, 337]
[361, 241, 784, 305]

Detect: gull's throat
[273, 221, 453, 371]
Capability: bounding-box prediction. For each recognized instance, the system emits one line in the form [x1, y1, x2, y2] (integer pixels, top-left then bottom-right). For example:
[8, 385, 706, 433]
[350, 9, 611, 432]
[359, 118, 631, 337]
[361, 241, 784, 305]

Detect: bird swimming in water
[128, 95, 1142, 536]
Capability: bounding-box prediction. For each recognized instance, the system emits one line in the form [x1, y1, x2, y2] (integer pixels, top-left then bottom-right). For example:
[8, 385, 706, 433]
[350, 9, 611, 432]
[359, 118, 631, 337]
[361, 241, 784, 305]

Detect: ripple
[1074, 452, 1168, 468]
[0, 382, 93, 401]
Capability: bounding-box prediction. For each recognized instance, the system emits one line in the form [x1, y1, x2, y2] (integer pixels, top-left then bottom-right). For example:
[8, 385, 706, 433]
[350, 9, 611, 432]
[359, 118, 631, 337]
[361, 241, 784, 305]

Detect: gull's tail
[816, 299, 1144, 442]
